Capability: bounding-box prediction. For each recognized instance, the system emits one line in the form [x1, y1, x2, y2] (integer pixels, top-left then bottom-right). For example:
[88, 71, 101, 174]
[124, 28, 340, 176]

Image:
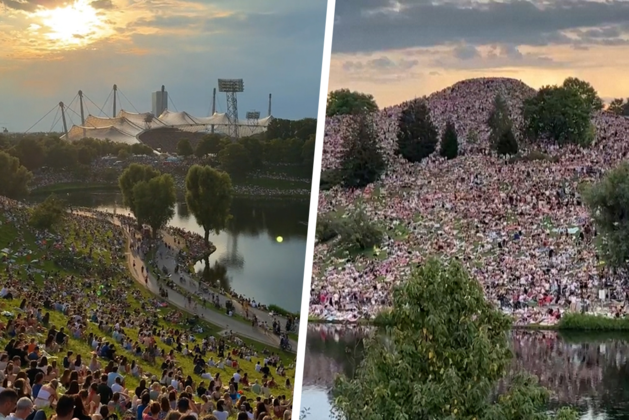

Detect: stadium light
[218, 79, 244, 93]
[246, 111, 260, 120]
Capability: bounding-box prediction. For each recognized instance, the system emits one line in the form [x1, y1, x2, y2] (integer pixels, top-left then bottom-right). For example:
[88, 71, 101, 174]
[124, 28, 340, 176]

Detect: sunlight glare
[35, 0, 109, 48]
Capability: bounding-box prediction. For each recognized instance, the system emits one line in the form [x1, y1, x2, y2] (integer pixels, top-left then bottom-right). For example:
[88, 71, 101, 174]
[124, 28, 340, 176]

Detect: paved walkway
[158, 232, 298, 335]
[75, 210, 297, 352]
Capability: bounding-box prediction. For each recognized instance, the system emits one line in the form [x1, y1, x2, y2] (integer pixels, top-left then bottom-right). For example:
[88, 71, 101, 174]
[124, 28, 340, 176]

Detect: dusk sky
[0, 0, 326, 132]
[329, 0, 629, 108]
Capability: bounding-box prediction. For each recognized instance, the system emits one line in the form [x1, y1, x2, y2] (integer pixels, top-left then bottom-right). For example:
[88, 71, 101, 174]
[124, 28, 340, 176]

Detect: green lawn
[0, 208, 296, 416]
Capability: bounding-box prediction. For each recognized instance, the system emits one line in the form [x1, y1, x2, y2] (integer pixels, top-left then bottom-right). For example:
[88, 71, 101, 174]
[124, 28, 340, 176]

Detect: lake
[32, 191, 309, 313]
[301, 325, 629, 420]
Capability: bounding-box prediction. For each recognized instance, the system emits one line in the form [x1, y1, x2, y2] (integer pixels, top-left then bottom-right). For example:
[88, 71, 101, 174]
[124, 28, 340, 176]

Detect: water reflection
[303, 325, 629, 419]
[31, 191, 308, 312]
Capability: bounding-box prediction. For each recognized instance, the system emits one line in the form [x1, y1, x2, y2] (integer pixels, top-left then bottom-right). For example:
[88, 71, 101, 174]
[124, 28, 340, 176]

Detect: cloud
[453, 44, 479, 60]
[333, 0, 629, 53]
[90, 0, 114, 9]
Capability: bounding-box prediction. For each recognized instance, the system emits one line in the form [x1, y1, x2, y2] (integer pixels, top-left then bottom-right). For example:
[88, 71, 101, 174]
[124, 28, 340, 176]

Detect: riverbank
[308, 312, 629, 331]
[0, 197, 297, 404]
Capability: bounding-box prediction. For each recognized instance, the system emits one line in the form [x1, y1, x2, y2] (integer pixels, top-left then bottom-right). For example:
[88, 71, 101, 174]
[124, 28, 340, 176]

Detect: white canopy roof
[61, 109, 273, 144]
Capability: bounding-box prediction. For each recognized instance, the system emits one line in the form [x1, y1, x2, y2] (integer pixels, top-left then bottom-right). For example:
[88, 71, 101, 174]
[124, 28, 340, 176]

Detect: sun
[34, 0, 111, 48]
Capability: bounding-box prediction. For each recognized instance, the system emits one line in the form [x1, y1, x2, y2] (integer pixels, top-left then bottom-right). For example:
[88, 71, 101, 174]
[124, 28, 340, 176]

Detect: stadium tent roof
[66, 125, 139, 144]
[61, 109, 273, 143]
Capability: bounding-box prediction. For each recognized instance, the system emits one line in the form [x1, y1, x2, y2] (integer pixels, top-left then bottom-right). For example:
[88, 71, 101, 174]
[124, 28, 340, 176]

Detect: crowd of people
[29, 156, 310, 198]
[0, 195, 295, 420]
[311, 77, 629, 325]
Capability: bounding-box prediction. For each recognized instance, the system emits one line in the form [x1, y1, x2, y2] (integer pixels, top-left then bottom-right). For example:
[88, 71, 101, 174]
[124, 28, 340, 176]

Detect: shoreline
[307, 312, 629, 332]
[28, 181, 311, 199]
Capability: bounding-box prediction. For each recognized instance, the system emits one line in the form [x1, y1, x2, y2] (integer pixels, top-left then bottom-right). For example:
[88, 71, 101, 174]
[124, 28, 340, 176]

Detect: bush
[29, 194, 66, 230]
[319, 169, 343, 191]
[558, 313, 629, 331]
[336, 208, 383, 251]
[316, 213, 341, 243]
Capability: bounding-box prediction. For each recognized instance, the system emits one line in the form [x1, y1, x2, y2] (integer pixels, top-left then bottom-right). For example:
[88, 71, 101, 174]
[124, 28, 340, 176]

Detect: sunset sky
[329, 0, 629, 108]
[0, 0, 326, 132]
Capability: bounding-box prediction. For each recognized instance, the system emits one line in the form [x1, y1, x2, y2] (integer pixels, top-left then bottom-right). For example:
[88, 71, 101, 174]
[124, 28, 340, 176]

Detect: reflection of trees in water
[177, 202, 190, 220]
[199, 256, 231, 291]
[308, 325, 629, 416]
[303, 325, 368, 387]
[226, 198, 308, 240]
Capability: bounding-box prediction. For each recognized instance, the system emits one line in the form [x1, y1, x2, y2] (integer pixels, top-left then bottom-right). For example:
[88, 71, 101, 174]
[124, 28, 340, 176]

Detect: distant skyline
[329, 0, 629, 108]
[0, 0, 326, 132]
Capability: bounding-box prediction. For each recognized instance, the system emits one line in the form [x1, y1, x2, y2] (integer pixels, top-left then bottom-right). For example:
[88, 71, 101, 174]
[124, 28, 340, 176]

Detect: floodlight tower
[218, 78, 244, 139]
[246, 111, 260, 125]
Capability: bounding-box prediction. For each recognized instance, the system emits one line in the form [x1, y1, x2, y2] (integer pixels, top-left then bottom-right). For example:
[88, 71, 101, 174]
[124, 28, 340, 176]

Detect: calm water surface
[34, 191, 308, 312]
[302, 325, 629, 420]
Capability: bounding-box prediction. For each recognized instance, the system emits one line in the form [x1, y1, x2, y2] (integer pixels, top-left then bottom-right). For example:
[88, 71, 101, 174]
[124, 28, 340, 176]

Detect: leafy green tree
[439, 121, 458, 160]
[608, 98, 629, 116]
[333, 259, 578, 420]
[582, 162, 629, 269]
[562, 77, 604, 112]
[0, 151, 33, 198]
[29, 194, 66, 230]
[185, 165, 233, 245]
[46, 142, 78, 169]
[195, 134, 225, 157]
[523, 85, 595, 146]
[132, 174, 176, 237]
[218, 142, 252, 175]
[118, 148, 130, 160]
[10, 137, 46, 170]
[238, 137, 264, 168]
[266, 118, 294, 141]
[496, 126, 519, 156]
[327, 89, 378, 117]
[130, 143, 154, 155]
[339, 113, 386, 189]
[488, 94, 519, 156]
[397, 99, 439, 163]
[302, 136, 316, 167]
[118, 164, 160, 220]
[177, 138, 194, 157]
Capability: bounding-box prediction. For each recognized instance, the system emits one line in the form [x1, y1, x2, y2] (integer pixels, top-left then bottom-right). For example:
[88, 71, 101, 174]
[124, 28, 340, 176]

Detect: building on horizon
[152, 90, 168, 117]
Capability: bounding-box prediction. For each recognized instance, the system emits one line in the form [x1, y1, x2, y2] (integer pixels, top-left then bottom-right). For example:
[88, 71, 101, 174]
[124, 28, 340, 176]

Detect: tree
[218, 143, 252, 175]
[10, 137, 45, 170]
[523, 85, 595, 146]
[238, 137, 264, 168]
[118, 148, 130, 160]
[132, 174, 176, 236]
[339, 113, 386, 189]
[439, 121, 458, 160]
[397, 100, 439, 163]
[302, 136, 316, 167]
[0, 151, 33, 198]
[326, 89, 378, 117]
[496, 126, 519, 156]
[332, 259, 578, 420]
[582, 162, 629, 269]
[118, 164, 160, 220]
[608, 98, 629, 116]
[562, 77, 604, 112]
[177, 138, 194, 157]
[29, 194, 66, 230]
[195, 134, 225, 157]
[185, 165, 233, 245]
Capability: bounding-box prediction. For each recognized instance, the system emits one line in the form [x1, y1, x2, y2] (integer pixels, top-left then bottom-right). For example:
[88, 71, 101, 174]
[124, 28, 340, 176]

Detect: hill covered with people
[312, 77, 629, 326]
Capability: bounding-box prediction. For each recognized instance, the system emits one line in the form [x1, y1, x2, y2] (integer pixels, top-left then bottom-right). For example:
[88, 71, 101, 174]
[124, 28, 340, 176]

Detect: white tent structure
[61, 109, 273, 143]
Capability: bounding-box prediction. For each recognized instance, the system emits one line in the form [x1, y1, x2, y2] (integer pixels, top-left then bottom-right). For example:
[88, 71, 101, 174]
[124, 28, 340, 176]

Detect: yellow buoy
[276, 236, 283, 243]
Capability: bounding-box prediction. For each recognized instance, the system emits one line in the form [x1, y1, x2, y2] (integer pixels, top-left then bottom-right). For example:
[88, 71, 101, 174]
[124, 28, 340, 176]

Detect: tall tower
[218, 79, 244, 139]
[152, 85, 168, 117]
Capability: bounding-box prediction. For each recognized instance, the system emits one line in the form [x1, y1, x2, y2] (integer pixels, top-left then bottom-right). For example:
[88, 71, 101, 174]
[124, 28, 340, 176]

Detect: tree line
[323, 77, 608, 190]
